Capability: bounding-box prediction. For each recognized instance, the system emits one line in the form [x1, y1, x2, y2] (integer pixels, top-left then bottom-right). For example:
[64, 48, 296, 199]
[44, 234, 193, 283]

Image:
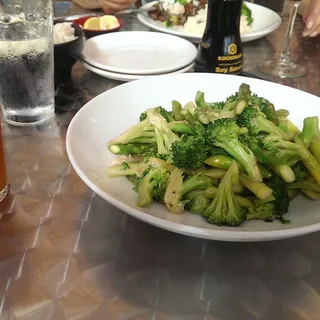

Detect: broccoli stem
[147, 109, 180, 155]
[148, 157, 174, 172]
[215, 140, 262, 182]
[239, 174, 273, 200]
[184, 101, 196, 115]
[233, 184, 245, 194]
[164, 168, 185, 214]
[109, 119, 152, 145]
[235, 100, 247, 115]
[295, 137, 320, 186]
[128, 137, 156, 144]
[271, 164, 296, 183]
[278, 118, 300, 140]
[205, 156, 271, 179]
[195, 91, 207, 109]
[107, 162, 149, 177]
[255, 115, 290, 140]
[171, 100, 184, 121]
[180, 175, 209, 195]
[288, 178, 320, 193]
[196, 168, 227, 179]
[310, 143, 320, 164]
[108, 144, 151, 155]
[300, 117, 319, 148]
[258, 164, 273, 179]
[262, 103, 280, 125]
[181, 109, 200, 125]
[204, 186, 253, 207]
[204, 155, 234, 170]
[248, 140, 284, 165]
[301, 189, 320, 200]
[276, 109, 289, 118]
[300, 117, 320, 163]
[168, 122, 194, 135]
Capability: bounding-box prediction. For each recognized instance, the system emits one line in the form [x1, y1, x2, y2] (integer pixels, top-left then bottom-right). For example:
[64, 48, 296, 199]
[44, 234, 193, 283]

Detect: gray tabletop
[1, 1, 320, 319]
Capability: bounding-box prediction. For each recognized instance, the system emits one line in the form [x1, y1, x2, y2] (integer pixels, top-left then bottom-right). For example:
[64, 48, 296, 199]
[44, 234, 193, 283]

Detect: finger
[303, 10, 320, 36]
[302, 0, 320, 35]
[308, 9, 320, 35]
[105, 0, 135, 5]
[310, 24, 320, 37]
[101, 3, 132, 13]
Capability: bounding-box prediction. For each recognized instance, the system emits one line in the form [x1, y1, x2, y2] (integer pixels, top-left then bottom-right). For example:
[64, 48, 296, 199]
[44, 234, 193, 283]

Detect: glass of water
[0, 121, 8, 203]
[0, 0, 54, 125]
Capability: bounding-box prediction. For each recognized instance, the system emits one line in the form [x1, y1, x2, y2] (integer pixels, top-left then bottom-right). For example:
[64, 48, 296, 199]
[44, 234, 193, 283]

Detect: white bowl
[66, 73, 320, 242]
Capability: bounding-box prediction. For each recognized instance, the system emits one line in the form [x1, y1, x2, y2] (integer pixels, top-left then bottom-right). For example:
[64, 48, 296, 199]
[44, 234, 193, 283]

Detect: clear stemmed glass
[258, 0, 307, 79]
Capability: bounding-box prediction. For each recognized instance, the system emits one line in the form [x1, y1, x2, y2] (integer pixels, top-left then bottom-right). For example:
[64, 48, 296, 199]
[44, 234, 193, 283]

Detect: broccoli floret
[247, 94, 279, 125]
[137, 167, 169, 207]
[140, 106, 173, 122]
[238, 83, 252, 101]
[206, 118, 262, 182]
[212, 102, 225, 110]
[207, 146, 231, 157]
[146, 109, 180, 155]
[203, 161, 247, 226]
[184, 191, 210, 215]
[265, 175, 290, 217]
[164, 169, 213, 214]
[242, 2, 253, 25]
[247, 200, 280, 222]
[247, 134, 308, 166]
[171, 134, 208, 169]
[292, 162, 309, 182]
[238, 106, 289, 140]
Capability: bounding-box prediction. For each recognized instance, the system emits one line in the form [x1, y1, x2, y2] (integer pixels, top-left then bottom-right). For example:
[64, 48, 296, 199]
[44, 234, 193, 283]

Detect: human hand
[302, 0, 320, 37]
[98, 0, 137, 13]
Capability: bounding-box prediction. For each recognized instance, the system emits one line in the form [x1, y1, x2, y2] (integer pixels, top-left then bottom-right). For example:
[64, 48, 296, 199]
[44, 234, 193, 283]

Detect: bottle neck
[204, 0, 243, 37]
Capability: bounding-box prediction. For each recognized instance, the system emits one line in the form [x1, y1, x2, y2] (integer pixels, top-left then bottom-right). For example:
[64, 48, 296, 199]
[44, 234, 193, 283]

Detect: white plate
[81, 31, 197, 75]
[137, 2, 282, 43]
[82, 60, 195, 82]
[66, 73, 320, 242]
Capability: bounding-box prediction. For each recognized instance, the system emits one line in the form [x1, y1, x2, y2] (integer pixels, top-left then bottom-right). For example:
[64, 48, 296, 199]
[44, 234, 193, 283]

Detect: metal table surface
[1, 1, 320, 319]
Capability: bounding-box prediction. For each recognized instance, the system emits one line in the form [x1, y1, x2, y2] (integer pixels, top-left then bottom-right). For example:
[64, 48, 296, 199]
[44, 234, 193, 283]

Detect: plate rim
[81, 30, 198, 75]
[82, 60, 195, 81]
[66, 73, 320, 242]
[137, 1, 282, 43]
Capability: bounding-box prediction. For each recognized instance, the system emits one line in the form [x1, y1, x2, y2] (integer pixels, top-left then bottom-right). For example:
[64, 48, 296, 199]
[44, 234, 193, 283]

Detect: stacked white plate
[81, 31, 197, 82]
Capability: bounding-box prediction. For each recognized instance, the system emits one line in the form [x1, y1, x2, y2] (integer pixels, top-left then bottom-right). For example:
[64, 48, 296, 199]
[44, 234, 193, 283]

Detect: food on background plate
[106, 83, 320, 227]
[149, 0, 253, 35]
[54, 22, 78, 45]
[83, 15, 120, 30]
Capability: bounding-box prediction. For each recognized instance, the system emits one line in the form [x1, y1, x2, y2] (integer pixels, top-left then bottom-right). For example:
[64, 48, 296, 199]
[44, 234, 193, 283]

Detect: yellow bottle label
[215, 42, 243, 74]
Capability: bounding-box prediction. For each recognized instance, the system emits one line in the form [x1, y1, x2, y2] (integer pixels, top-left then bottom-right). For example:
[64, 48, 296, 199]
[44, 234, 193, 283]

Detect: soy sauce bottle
[195, 0, 243, 75]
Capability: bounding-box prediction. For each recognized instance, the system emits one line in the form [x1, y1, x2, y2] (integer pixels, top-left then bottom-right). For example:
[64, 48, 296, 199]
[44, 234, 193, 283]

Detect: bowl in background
[73, 15, 123, 39]
[54, 23, 85, 88]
